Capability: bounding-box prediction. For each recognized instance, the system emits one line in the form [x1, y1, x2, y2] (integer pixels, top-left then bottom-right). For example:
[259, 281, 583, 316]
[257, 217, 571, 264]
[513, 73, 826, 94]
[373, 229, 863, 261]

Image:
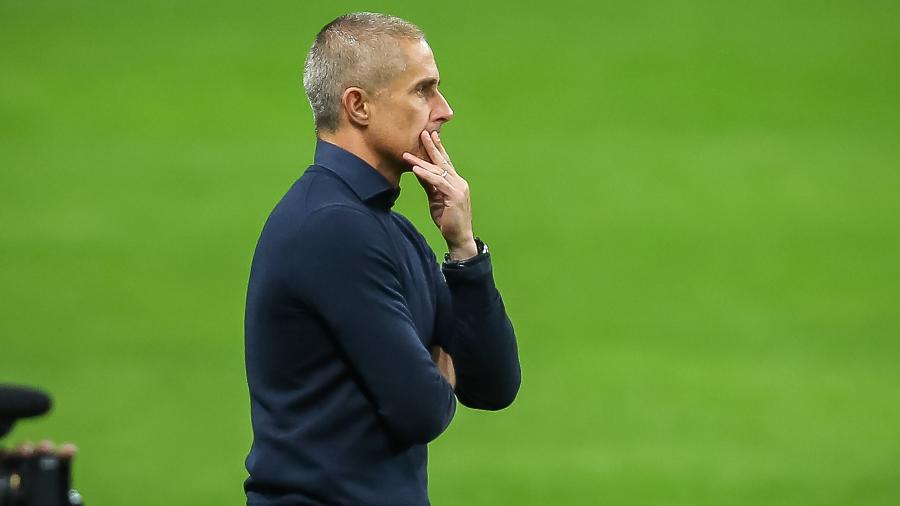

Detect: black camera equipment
[0, 385, 83, 506]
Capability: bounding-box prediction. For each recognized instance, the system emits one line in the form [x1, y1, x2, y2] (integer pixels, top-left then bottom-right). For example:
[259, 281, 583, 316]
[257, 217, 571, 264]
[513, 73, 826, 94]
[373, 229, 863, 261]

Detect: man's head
[303, 13, 454, 172]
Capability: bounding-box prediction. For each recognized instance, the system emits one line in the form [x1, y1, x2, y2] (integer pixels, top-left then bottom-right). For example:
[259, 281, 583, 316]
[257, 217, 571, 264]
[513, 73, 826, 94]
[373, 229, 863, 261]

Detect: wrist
[447, 236, 477, 261]
[444, 237, 488, 267]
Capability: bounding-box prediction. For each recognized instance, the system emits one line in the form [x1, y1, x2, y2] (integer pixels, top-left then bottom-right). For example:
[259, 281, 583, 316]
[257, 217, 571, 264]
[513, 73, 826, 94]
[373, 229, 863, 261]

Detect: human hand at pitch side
[402, 130, 478, 261]
[3, 440, 78, 459]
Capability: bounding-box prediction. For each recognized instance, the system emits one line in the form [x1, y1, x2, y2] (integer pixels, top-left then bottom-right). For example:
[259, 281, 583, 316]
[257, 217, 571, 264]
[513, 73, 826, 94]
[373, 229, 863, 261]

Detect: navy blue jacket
[244, 140, 520, 505]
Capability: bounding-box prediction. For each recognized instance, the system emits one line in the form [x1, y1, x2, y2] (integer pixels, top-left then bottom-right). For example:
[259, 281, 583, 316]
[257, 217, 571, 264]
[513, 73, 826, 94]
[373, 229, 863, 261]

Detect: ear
[341, 87, 370, 127]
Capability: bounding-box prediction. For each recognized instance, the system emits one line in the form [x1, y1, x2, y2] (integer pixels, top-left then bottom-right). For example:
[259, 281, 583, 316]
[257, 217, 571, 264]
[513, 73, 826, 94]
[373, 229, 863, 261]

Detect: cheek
[379, 99, 429, 152]
[401, 99, 429, 126]
[418, 104, 432, 125]
[401, 106, 428, 144]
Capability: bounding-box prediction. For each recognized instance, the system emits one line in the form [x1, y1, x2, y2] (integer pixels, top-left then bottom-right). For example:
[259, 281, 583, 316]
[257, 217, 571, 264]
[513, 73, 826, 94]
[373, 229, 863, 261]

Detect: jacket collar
[313, 139, 400, 209]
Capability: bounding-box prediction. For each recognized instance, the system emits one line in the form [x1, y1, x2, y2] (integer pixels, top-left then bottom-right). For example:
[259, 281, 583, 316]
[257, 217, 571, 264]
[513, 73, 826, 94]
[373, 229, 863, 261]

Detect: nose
[432, 90, 454, 125]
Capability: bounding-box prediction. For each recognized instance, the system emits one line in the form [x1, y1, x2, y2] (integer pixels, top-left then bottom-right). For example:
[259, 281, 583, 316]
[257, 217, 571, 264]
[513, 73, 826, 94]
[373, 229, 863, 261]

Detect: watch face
[473, 237, 488, 255]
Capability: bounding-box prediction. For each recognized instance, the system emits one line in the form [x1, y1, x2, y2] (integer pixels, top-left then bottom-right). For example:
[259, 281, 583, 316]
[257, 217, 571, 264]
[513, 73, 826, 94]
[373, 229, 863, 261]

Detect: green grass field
[2, 1, 899, 504]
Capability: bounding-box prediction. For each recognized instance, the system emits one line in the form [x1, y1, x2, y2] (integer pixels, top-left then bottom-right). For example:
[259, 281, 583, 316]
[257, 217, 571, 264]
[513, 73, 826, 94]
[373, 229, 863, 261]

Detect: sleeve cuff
[441, 250, 493, 283]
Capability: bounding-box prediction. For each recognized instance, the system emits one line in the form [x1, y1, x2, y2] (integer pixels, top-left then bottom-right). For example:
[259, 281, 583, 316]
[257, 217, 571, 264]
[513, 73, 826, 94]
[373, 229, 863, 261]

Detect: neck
[318, 129, 402, 187]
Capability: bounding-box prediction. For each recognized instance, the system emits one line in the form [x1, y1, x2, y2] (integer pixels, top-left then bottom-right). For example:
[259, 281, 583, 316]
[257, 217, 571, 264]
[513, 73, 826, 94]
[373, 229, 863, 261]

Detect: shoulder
[391, 211, 428, 244]
[391, 211, 439, 264]
[287, 205, 397, 292]
[258, 170, 388, 260]
[267, 167, 379, 238]
[390, 211, 416, 229]
[305, 204, 383, 238]
[290, 165, 358, 211]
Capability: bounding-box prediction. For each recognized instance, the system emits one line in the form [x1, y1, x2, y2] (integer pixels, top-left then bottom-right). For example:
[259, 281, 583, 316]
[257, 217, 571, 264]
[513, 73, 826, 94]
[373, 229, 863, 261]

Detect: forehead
[397, 39, 439, 81]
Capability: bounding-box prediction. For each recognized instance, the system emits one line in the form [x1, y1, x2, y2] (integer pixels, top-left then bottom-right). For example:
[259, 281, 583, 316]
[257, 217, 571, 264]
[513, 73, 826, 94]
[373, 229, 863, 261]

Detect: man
[244, 12, 520, 506]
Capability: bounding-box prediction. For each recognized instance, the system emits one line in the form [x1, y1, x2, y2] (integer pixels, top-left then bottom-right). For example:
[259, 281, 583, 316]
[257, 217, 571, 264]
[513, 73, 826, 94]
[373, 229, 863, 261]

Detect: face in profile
[368, 38, 454, 170]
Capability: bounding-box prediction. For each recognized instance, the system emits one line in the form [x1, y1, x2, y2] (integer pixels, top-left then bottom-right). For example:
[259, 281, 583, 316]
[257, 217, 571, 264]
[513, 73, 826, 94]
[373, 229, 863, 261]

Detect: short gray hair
[303, 13, 426, 134]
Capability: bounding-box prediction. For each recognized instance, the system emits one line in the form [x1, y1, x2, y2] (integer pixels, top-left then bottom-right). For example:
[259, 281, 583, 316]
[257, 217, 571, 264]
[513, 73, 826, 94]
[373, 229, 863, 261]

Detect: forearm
[442, 253, 521, 410]
[295, 206, 457, 445]
[404, 130, 520, 408]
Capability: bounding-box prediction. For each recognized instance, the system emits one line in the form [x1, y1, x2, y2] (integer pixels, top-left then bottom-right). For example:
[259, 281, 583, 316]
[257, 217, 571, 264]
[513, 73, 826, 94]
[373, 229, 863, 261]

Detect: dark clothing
[244, 140, 521, 505]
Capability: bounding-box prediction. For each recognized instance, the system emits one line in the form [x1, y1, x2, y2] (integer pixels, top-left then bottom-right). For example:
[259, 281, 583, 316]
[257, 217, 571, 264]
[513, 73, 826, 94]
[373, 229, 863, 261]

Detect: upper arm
[289, 205, 456, 444]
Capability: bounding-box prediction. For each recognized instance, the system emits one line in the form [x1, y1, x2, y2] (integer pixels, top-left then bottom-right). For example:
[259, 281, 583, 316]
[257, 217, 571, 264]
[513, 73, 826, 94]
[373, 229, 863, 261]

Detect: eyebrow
[411, 77, 440, 91]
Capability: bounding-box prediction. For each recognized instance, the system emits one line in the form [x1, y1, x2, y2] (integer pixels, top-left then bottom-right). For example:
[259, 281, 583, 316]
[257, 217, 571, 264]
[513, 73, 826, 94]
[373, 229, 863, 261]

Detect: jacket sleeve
[290, 205, 456, 445]
[435, 249, 521, 411]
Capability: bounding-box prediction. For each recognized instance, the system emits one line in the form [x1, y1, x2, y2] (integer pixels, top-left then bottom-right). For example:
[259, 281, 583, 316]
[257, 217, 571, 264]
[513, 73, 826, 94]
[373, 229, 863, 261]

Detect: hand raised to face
[402, 130, 478, 261]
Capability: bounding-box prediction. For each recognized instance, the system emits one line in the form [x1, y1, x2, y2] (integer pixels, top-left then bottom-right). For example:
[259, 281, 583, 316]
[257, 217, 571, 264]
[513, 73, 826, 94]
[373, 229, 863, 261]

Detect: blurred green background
[2, 0, 899, 504]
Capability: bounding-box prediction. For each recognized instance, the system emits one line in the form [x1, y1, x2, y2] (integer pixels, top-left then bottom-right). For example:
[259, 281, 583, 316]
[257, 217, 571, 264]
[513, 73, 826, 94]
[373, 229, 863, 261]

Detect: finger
[412, 165, 455, 193]
[431, 131, 452, 166]
[413, 170, 440, 196]
[59, 443, 78, 459]
[421, 130, 448, 168]
[16, 441, 35, 457]
[426, 131, 461, 180]
[36, 440, 55, 454]
[404, 151, 461, 187]
[423, 130, 459, 179]
[412, 164, 453, 190]
[403, 152, 443, 175]
[435, 348, 456, 388]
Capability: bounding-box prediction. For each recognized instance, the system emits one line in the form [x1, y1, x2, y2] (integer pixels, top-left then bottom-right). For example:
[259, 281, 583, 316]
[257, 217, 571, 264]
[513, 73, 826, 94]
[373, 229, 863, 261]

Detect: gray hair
[303, 13, 426, 134]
